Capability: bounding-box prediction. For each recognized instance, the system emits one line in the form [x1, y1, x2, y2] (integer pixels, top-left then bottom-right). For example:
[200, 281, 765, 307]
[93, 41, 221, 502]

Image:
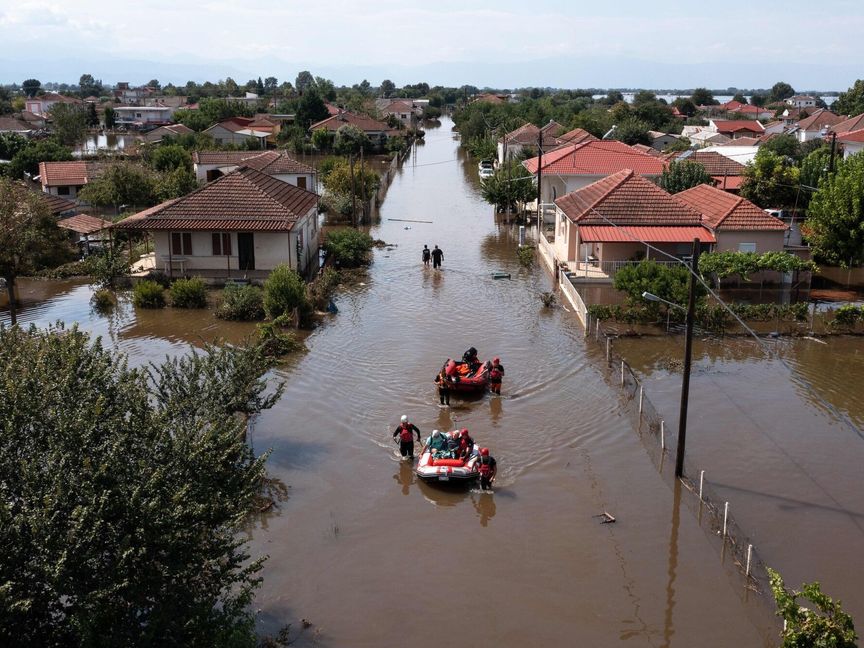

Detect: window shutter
[212, 233, 221, 256]
[182, 233, 192, 255]
[223, 233, 232, 256]
[172, 232, 182, 255]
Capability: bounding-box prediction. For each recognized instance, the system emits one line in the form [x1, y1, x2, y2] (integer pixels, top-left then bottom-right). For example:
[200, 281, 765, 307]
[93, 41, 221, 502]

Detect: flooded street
[3, 119, 779, 646]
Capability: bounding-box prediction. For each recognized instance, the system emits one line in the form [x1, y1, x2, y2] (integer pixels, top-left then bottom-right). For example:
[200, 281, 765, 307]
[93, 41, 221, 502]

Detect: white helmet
[432, 429, 440, 438]
[400, 415, 409, 423]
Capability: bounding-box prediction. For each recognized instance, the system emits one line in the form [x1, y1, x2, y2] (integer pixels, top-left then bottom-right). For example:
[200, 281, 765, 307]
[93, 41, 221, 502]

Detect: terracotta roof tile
[577, 225, 715, 244]
[553, 128, 598, 146]
[192, 150, 315, 175]
[712, 120, 765, 135]
[38, 192, 77, 214]
[830, 113, 864, 134]
[674, 184, 787, 231]
[797, 108, 844, 132]
[836, 128, 864, 143]
[309, 111, 398, 135]
[38, 161, 103, 187]
[114, 167, 317, 232]
[675, 151, 745, 175]
[554, 169, 702, 226]
[523, 140, 666, 176]
[58, 214, 113, 235]
[0, 116, 32, 131]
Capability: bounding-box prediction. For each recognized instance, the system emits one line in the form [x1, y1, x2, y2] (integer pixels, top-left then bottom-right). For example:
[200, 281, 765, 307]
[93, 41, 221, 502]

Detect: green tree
[672, 97, 697, 117]
[761, 133, 802, 162]
[78, 73, 103, 97]
[833, 79, 864, 116]
[148, 144, 193, 172]
[379, 79, 396, 98]
[334, 124, 370, 156]
[50, 103, 88, 146]
[768, 568, 857, 648]
[295, 88, 329, 129]
[750, 93, 768, 107]
[0, 87, 12, 115]
[804, 152, 864, 266]
[22, 78, 41, 97]
[155, 166, 198, 201]
[770, 81, 795, 103]
[9, 139, 73, 179]
[311, 128, 335, 151]
[0, 132, 28, 160]
[79, 162, 157, 211]
[0, 179, 71, 324]
[85, 102, 99, 127]
[103, 105, 116, 129]
[295, 70, 315, 94]
[798, 144, 831, 206]
[611, 116, 651, 146]
[731, 93, 747, 104]
[263, 76, 278, 94]
[0, 325, 282, 646]
[603, 90, 624, 105]
[480, 160, 536, 212]
[324, 228, 374, 267]
[690, 88, 716, 106]
[147, 78, 160, 90]
[658, 160, 713, 194]
[740, 149, 801, 208]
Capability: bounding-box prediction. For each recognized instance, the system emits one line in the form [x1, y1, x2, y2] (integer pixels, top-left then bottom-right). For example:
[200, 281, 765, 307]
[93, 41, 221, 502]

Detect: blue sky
[1, 0, 862, 88]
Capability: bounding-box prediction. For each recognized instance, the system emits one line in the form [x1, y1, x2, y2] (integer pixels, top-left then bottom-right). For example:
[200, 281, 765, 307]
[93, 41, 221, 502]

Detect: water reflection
[471, 492, 496, 527]
[392, 460, 415, 496]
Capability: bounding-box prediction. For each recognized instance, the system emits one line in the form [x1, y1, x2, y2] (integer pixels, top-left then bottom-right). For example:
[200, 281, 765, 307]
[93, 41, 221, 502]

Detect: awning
[577, 225, 715, 244]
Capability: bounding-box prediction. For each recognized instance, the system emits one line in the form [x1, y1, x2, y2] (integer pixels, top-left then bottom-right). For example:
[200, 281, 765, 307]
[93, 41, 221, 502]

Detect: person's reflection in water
[436, 407, 453, 432]
[393, 460, 415, 496]
[472, 493, 497, 527]
[489, 393, 503, 423]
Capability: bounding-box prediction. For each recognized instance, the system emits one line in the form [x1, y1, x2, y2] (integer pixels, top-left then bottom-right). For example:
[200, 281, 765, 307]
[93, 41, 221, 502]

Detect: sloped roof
[712, 120, 765, 134]
[191, 150, 315, 174]
[577, 225, 715, 244]
[717, 136, 761, 147]
[830, 113, 864, 134]
[554, 128, 598, 146]
[114, 166, 317, 232]
[523, 140, 666, 176]
[39, 161, 101, 187]
[37, 92, 82, 105]
[57, 214, 113, 235]
[501, 122, 540, 145]
[0, 116, 32, 131]
[554, 169, 702, 226]
[797, 108, 844, 132]
[674, 184, 787, 231]
[836, 128, 864, 143]
[675, 150, 746, 175]
[309, 111, 398, 135]
[38, 192, 77, 215]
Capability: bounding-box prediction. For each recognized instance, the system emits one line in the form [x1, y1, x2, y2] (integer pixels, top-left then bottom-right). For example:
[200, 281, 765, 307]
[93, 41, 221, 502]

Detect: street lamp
[643, 240, 701, 479]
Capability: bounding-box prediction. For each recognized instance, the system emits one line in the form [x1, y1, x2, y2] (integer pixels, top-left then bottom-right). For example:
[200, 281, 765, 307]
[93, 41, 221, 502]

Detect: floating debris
[592, 511, 616, 524]
[491, 271, 511, 280]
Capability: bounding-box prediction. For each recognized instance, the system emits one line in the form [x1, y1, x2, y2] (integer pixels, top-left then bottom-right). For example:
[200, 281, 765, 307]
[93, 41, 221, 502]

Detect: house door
[237, 233, 255, 271]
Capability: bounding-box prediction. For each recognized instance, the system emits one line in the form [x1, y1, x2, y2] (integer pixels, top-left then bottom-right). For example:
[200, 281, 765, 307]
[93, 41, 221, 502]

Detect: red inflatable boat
[439, 358, 491, 393]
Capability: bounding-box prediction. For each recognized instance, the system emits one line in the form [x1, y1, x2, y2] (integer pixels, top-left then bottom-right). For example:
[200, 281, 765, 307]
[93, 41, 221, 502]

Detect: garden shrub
[324, 229, 374, 267]
[132, 280, 166, 308]
[90, 288, 116, 311]
[263, 264, 308, 320]
[170, 277, 207, 308]
[215, 283, 264, 321]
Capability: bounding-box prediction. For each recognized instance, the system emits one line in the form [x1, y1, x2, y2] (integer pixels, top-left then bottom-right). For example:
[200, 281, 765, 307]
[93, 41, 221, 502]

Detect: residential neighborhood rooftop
[523, 140, 666, 176]
[57, 214, 114, 236]
[38, 161, 100, 187]
[674, 184, 788, 231]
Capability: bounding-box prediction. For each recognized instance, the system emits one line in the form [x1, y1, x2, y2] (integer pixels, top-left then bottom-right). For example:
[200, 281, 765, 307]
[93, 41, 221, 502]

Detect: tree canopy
[770, 81, 795, 103]
[22, 78, 41, 97]
[740, 149, 801, 208]
[658, 160, 712, 194]
[832, 79, 864, 116]
[804, 152, 864, 266]
[0, 326, 283, 646]
[480, 160, 536, 212]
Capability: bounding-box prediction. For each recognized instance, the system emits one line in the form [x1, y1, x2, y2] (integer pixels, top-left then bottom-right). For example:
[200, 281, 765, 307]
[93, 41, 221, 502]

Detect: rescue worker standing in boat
[478, 447, 497, 491]
[489, 357, 504, 395]
[393, 415, 422, 459]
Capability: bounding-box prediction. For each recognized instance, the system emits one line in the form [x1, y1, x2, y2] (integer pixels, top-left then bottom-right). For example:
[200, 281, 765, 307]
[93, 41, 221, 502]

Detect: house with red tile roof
[24, 92, 82, 117]
[496, 120, 576, 164]
[113, 166, 320, 279]
[673, 184, 787, 255]
[793, 108, 844, 142]
[203, 116, 278, 147]
[58, 214, 114, 252]
[38, 161, 105, 199]
[709, 119, 765, 139]
[729, 104, 774, 120]
[549, 169, 714, 275]
[673, 151, 746, 193]
[309, 110, 399, 149]
[141, 123, 195, 143]
[0, 116, 34, 136]
[829, 113, 864, 136]
[191, 150, 316, 189]
[836, 129, 864, 159]
[471, 93, 507, 105]
[522, 139, 666, 207]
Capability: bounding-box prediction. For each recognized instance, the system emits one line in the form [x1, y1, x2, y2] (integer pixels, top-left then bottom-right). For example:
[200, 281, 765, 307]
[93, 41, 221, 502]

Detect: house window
[212, 232, 231, 256]
[58, 186, 70, 195]
[171, 232, 192, 255]
[297, 176, 307, 189]
[738, 242, 757, 253]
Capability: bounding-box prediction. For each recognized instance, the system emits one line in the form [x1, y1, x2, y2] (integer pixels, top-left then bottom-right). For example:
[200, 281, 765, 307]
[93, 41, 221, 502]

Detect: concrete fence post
[699, 470, 705, 500]
[620, 360, 625, 387]
[746, 544, 753, 576]
[723, 502, 729, 537]
[605, 337, 610, 362]
[660, 420, 665, 450]
[638, 385, 644, 414]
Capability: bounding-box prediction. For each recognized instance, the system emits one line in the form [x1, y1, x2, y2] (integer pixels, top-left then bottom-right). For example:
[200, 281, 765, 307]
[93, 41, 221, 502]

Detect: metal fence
[583, 307, 773, 602]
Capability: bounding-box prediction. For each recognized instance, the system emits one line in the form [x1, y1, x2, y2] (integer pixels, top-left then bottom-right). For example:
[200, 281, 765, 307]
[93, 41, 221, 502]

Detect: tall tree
[49, 103, 88, 146]
[0, 326, 283, 645]
[295, 88, 329, 129]
[9, 139, 73, 179]
[0, 180, 71, 324]
[21, 78, 41, 98]
[804, 152, 864, 266]
[146, 78, 161, 90]
[78, 73, 103, 97]
[690, 87, 716, 106]
[770, 81, 795, 103]
[104, 105, 116, 129]
[295, 70, 315, 94]
[379, 79, 395, 98]
[731, 92, 748, 104]
[78, 162, 157, 211]
[740, 149, 801, 208]
[86, 102, 99, 127]
[658, 160, 713, 194]
[832, 79, 864, 117]
[610, 116, 651, 146]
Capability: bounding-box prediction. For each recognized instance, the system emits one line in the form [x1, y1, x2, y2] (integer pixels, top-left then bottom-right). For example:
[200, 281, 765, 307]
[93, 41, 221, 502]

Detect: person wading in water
[392, 415, 421, 459]
[422, 244, 431, 267]
[431, 245, 443, 269]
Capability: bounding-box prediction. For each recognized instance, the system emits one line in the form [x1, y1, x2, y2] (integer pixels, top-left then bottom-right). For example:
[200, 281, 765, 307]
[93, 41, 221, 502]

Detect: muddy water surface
[2, 120, 775, 646]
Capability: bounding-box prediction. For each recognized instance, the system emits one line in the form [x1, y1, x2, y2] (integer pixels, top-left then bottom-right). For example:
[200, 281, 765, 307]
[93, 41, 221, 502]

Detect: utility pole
[675, 238, 701, 479]
[536, 130, 543, 228]
[828, 131, 838, 174]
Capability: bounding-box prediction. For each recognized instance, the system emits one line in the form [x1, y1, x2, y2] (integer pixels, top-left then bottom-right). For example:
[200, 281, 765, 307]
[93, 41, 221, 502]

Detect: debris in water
[592, 511, 616, 524]
[302, 619, 313, 629]
[491, 271, 511, 279]
[404, 226, 411, 230]
[803, 336, 827, 345]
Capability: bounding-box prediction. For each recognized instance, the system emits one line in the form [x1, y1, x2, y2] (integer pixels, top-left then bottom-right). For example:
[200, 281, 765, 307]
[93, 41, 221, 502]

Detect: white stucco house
[795, 109, 844, 143]
[837, 129, 864, 159]
[24, 92, 82, 117]
[114, 105, 176, 128]
[785, 95, 817, 109]
[114, 166, 320, 280]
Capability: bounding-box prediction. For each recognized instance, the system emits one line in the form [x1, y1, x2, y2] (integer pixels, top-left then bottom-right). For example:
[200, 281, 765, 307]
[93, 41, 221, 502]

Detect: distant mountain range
[0, 54, 857, 92]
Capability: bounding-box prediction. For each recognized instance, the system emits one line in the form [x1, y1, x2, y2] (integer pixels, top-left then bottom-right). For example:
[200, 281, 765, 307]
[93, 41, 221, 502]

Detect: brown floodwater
[613, 334, 864, 626]
[3, 119, 780, 646]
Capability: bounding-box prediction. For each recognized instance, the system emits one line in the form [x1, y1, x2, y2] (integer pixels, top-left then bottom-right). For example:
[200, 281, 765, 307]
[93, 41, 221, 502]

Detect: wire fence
[585, 309, 773, 601]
